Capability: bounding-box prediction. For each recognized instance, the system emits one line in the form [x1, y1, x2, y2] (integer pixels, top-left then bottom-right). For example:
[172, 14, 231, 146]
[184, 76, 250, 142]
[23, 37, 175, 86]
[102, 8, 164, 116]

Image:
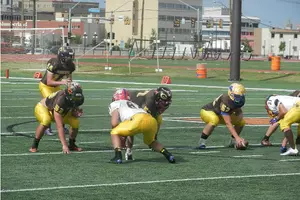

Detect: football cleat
[110, 156, 122, 164]
[167, 155, 176, 163]
[29, 147, 38, 153]
[280, 148, 298, 156]
[261, 139, 272, 146]
[125, 148, 133, 160]
[69, 145, 82, 152]
[198, 144, 206, 149]
[64, 127, 69, 135]
[280, 146, 287, 153]
[125, 153, 133, 161]
[44, 128, 54, 136]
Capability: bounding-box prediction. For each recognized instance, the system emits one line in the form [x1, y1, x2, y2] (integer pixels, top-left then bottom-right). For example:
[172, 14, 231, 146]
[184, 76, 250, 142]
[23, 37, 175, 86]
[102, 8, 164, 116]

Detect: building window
[167, 16, 174, 21]
[167, 3, 174, 9]
[62, 14, 64, 17]
[133, 14, 135, 20]
[280, 33, 283, 38]
[252, 23, 258, 28]
[271, 33, 275, 38]
[159, 3, 166, 8]
[294, 34, 298, 39]
[159, 15, 166, 21]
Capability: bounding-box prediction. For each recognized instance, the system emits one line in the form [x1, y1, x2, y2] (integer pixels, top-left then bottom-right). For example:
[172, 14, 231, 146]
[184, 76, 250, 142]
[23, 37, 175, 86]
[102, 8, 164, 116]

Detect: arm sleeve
[109, 101, 120, 116]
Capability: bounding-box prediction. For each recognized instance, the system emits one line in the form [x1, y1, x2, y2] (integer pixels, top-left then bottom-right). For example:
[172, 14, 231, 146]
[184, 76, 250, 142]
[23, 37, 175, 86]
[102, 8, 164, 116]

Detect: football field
[1, 70, 300, 199]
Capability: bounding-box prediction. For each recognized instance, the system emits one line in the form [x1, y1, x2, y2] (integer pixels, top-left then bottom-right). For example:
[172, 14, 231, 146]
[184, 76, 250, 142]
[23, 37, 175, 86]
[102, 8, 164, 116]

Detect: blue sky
[94, 0, 299, 28]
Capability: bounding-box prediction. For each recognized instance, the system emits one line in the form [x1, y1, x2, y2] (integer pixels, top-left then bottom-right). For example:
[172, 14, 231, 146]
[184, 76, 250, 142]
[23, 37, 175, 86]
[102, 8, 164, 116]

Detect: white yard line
[1, 173, 300, 193]
[232, 155, 263, 158]
[189, 151, 220, 154]
[1, 77, 295, 92]
[279, 158, 300, 162]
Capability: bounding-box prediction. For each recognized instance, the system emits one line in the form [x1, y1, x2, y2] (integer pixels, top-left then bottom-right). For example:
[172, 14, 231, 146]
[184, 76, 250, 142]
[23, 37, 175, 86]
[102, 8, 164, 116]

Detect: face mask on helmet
[228, 83, 246, 106]
[65, 82, 84, 107]
[112, 89, 130, 102]
[265, 95, 278, 117]
[58, 47, 75, 63]
[155, 87, 172, 114]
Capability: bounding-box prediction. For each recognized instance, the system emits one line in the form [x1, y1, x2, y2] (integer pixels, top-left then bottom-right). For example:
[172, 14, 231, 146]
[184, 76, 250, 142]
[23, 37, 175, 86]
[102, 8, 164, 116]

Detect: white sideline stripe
[232, 155, 263, 158]
[0, 77, 295, 92]
[190, 151, 220, 154]
[279, 159, 300, 162]
[1, 173, 300, 193]
[0, 126, 202, 136]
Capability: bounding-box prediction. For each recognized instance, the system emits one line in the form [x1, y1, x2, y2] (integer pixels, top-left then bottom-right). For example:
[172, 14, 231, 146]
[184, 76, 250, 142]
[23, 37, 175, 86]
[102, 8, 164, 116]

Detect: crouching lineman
[118, 87, 172, 160]
[261, 90, 300, 150]
[265, 94, 300, 156]
[30, 82, 84, 154]
[39, 46, 76, 135]
[198, 83, 248, 149]
[109, 89, 175, 164]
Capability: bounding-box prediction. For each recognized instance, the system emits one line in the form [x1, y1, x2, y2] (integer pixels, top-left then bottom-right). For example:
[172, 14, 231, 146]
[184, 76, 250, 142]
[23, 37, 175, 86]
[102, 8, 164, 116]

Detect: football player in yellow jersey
[109, 89, 175, 164]
[261, 90, 300, 150]
[198, 83, 248, 149]
[39, 46, 76, 135]
[30, 82, 84, 154]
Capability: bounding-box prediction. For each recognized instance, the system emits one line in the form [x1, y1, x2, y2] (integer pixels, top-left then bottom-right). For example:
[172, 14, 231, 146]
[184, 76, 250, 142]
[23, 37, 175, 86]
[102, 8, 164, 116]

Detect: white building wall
[261, 28, 300, 57]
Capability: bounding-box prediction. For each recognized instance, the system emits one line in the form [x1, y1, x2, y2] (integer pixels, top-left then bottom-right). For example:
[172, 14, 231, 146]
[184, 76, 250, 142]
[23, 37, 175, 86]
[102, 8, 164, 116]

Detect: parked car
[1, 42, 27, 54]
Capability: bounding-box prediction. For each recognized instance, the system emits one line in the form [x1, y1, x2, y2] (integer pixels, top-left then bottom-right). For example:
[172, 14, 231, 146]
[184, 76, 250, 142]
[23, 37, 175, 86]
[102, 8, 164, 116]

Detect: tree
[125, 38, 132, 49]
[241, 38, 253, 52]
[149, 28, 157, 46]
[71, 35, 82, 44]
[279, 41, 286, 55]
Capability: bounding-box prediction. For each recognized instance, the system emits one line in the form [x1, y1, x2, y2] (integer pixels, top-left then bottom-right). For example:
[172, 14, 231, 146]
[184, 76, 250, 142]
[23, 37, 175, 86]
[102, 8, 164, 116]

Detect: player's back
[268, 95, 300, 112]
[109, 100, 147, 122]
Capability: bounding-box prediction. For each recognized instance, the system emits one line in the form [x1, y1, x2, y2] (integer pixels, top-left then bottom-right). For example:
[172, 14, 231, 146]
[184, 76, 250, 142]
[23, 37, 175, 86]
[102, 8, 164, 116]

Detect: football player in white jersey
[108, 89, 176, 164]
[261, 91, 300, 151]
[265, 95, 300, 155]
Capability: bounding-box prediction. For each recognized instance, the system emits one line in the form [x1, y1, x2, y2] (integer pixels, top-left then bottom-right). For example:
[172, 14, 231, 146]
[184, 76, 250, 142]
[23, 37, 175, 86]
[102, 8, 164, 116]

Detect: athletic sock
[32, 138, 40, 149]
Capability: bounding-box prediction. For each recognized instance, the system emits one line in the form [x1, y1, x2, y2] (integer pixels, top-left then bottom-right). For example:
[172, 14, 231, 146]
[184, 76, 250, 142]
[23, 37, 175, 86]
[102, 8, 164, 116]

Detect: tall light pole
[93, 32, 98, 46]
[68, 1, 81, 46]
[178, 0, 200, 44]
[289, 39, 291, 59]
[83, 32, 88, 54]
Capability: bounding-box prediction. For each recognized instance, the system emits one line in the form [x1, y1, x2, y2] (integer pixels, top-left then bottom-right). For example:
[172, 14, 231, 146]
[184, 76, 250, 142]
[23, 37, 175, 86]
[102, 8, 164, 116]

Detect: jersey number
[48, 91, 59, 99]
[213, 94, 222, 106]
[127, 101, 138, 109]
[136, 90, 149, 97]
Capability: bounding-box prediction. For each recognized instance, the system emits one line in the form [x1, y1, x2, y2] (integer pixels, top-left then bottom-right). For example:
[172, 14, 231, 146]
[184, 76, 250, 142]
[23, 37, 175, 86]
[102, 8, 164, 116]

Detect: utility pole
[10, 0, 13, 29]
[139, 0, 145, 50]
[109, 11, 113, 54]
[178, 0, 200, 44]
[32, 0, 36, 55]
[229, 0, 242, 81]
[21, 0, 24, 46]
[68, 1, 81, 46]
[229, 0, 232, 51]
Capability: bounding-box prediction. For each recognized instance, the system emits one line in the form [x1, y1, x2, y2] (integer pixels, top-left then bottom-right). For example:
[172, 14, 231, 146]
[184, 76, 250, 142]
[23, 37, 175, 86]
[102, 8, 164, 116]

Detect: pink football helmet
[112, 89, 130, 102]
